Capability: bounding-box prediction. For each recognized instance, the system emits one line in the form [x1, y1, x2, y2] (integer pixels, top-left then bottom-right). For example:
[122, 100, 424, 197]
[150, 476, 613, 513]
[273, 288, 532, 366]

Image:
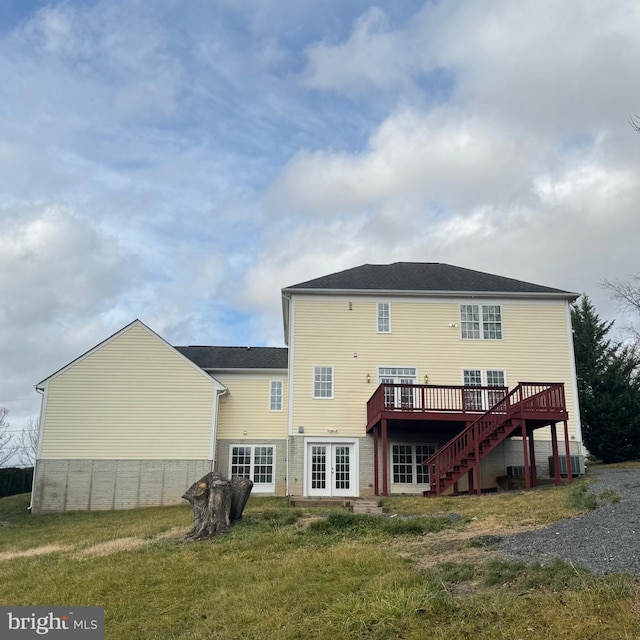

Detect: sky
[2, 0, 640, 436]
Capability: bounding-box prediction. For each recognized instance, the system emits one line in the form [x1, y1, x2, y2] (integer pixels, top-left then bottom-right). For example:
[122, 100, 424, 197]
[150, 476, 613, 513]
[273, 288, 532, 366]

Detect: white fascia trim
[282, 288, 579, 301]
[282, 291, 292, 345]
[203, 368, 287, 375]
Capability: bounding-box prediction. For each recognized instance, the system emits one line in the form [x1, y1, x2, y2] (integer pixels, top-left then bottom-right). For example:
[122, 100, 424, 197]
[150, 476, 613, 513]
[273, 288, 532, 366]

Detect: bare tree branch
[603, 274, 640, 314]
[0, 408, 16, 468]
[630, 115, 640, 133]
[17, 417, 39, 467]
[603, 274, 640, 347]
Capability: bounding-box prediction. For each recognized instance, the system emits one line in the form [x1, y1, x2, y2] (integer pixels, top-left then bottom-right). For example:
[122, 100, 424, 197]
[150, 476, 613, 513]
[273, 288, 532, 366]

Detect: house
[31, 263, 581, 512]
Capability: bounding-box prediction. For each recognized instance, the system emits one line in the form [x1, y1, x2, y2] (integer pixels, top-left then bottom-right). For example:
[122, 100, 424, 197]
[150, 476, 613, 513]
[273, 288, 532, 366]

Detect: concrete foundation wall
[31, 459, 212, 513]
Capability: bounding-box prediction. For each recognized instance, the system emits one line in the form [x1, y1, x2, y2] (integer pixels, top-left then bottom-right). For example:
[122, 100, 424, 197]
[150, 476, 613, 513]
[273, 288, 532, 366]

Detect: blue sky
[2, 0, 640, 431]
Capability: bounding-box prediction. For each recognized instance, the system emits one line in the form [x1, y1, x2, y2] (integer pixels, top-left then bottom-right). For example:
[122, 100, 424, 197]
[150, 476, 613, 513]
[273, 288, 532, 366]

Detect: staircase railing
[426, 382, 565, 495]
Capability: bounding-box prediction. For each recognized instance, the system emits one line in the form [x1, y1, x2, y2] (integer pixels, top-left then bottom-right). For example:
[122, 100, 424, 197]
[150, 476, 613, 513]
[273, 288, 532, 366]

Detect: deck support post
[521, 421, 531, 492]
[528, 426, 537, 488]
[563, 420, 573, 484]
[381, 419, 389, 497]
[453, 481, 459, 496]
[467, 467, 474, 495]
[373, 426, 379, 496]
[550, 422, 561, 485]
[474, 423, 482, 496]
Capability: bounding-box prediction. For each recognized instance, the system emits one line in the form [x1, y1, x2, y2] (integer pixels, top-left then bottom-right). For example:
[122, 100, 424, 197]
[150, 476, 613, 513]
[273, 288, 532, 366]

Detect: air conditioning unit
[507, 465, 541, 478]
[548, 455, 585, 477]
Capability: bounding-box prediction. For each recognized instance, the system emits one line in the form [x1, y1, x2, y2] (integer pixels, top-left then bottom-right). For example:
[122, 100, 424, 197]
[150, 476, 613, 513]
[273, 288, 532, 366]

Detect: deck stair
[424, 383, 567, 497]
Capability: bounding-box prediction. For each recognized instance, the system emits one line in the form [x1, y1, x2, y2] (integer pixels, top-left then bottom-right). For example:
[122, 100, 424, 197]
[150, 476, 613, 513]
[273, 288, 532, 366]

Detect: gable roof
[35, 320, 224, 390]
[175, 346, 288, 370]
[284, 262, 577, 297]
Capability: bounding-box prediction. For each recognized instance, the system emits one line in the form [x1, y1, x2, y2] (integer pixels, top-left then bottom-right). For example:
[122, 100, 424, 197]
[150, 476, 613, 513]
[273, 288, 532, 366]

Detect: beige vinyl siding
[40, 323, 216, 459]
[290, 296, 578, 439]
[215, 373, 288, 440]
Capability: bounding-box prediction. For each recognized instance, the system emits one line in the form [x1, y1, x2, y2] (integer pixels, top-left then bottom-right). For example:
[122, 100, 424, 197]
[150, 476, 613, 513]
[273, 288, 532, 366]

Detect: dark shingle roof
[176, 346, 288, 370]
[284, 262, 576, 297]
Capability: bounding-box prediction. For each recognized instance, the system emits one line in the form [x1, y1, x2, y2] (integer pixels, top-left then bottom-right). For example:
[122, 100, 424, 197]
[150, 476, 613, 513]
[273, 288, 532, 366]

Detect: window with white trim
[377, 302, 391, 333]
[391, 444, 436, 485]
[269, 380, 283, 411]
[230, 445, 275, 492]
[463, 369, 507, 410]
[460, 304, 502, 339]
[313, 366, 333, 398]
[379, 367, 417, 408]
[486, 369, 506, 406]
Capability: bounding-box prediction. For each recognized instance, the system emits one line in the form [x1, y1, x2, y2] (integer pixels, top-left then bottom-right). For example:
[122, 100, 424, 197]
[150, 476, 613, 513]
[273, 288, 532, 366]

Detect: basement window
[230, 445, 275, 493]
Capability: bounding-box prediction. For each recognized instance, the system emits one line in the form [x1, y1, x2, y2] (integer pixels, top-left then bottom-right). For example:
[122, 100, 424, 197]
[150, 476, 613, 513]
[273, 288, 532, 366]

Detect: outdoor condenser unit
[548, 455, 585, 477]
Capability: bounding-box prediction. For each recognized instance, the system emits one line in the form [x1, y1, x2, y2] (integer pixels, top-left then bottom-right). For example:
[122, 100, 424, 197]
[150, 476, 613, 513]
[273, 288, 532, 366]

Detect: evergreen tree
[571, 296, 640, 462]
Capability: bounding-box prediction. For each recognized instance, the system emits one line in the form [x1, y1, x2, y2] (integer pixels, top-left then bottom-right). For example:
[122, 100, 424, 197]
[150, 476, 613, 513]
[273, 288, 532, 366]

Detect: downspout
[209, 384, 229, 471]
[28, 386, 47, 511]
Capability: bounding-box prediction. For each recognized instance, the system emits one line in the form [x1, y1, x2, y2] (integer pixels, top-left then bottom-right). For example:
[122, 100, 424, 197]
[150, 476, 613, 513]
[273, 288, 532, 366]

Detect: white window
[270, 380, 283, 411]
[377, 302, 391, 333]
[463, 369, 507, 410]
[230, 445, 275, 493]
[378, 367, 417, 408]
[486, 370, 506, 406]
[391, 444, 436, 485]
[460, 304, 502, 340]
[482, 305, 502, 340]
[314, 366, 333, 398]
[463, 369, 483, 410]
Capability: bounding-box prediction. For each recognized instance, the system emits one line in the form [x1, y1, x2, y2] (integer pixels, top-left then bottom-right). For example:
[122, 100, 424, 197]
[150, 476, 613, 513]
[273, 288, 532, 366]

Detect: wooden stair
[423, 383, 566, 497]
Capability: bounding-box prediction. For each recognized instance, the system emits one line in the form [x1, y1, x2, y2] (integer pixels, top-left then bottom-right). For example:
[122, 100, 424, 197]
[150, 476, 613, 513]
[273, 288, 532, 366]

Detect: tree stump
[182, 472, 253, 540]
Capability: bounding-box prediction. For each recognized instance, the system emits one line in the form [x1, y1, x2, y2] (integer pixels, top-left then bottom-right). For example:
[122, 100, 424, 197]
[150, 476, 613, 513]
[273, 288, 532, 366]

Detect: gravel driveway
[496, 468, 640, 575]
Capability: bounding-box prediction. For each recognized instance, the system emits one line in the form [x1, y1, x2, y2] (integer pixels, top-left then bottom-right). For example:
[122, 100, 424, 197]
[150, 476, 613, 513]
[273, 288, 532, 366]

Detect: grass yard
[0, 483, 639, 639]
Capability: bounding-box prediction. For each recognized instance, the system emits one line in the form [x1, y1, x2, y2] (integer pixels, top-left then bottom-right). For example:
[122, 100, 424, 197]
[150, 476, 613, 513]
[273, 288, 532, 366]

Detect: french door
[307, 442, 355, 497]
[379, 367, 417, 409]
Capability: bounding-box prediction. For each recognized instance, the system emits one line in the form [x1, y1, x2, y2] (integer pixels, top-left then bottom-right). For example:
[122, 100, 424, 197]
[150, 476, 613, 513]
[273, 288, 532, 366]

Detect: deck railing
[366, 383, 508, 425]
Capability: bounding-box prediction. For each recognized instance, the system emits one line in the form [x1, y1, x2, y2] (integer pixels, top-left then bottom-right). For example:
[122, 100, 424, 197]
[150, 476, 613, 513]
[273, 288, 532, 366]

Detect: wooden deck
[366, 382, 570, 497]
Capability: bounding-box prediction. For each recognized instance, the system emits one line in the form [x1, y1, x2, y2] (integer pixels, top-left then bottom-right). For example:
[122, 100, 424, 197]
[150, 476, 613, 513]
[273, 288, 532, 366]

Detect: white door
[308, 443, 355, 497]
[378, 367, 417, 408]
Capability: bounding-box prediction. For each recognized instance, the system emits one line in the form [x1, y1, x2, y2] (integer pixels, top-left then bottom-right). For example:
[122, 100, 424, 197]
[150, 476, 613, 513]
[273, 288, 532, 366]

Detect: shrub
[566, 479, 598, 511]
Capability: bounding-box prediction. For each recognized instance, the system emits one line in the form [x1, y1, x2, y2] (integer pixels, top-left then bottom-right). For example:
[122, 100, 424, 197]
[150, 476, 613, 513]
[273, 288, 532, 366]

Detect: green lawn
[0, 483, 638, 639]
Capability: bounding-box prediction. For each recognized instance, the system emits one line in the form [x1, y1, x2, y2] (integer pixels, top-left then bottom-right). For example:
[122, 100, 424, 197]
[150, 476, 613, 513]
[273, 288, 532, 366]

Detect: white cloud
[3, 0, 640, 434]
[267, 108, 539, 218]
[304, 7, 417, 94]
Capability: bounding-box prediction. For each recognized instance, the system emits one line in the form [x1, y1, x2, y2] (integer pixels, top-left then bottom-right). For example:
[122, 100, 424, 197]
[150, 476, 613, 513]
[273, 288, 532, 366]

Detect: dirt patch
[76, 528, 186, 558]
[0, 545, 73, 562]
[416, 544, 495, 570]
[154, 526, 187, 540]
[75, 537, 150, 558]
[466, 515, 548, 537]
